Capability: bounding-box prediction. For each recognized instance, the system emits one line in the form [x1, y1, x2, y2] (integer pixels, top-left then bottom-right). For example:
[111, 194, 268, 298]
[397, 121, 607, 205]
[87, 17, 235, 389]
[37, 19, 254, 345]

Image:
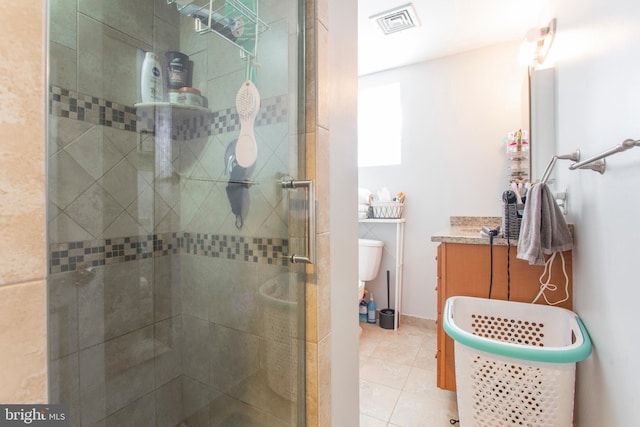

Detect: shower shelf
[135, 102, 210, 120]
[167, 0, 268, 58]
[134, 102, 211, 136]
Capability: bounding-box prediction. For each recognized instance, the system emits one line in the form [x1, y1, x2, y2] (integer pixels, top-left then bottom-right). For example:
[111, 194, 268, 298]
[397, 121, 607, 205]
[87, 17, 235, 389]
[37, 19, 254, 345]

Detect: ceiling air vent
[370, 3, 421, 35]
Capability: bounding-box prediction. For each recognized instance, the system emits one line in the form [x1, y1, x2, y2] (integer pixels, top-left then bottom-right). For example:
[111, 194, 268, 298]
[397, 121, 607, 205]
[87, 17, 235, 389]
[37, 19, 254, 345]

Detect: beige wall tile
[49, 42, 77, 90]
[306, 281, 318, 343]
[315, 127, 330, 234]
[305, 340, 318, 427]
[305, 131, 317, 180]
[0, 280, 48, 403]
[48, 150, 94, 209]
[0, 0, 47, 287]
[305, 27, 317, 132]
[316, 232, 331, 340]
[49, 0, 77, 49]
[180, 14, 207, 56]
[304, 1, 332, 424]
[318, 334, 331, 426]
[77, 14, 145, 106]
[0, 0, 48, 404]
[254, 19, 290, 100]
[79, 0, 154, 47]
[304, 125, 318, 362]
[0, 177, 46, 285]
[305, 0, 314, 30]
[154, 0, 180, 27]
[316, 23, 329, 130]
[152, 14, 180, 55]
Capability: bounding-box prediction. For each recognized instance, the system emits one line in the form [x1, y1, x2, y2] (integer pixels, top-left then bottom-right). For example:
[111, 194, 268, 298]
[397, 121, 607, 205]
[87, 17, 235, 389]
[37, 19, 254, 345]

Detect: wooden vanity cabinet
[436, 242, 573, 391]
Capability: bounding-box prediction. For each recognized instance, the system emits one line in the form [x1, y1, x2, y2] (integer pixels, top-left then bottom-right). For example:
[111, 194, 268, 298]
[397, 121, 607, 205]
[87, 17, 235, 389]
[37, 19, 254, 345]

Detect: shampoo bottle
[141, 52, 164, 102]
[367, 292, 377, 324]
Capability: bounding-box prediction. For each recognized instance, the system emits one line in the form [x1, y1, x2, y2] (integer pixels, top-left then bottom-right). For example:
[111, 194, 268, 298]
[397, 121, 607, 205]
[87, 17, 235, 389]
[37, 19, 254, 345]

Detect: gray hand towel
[517, 183, 573, 265]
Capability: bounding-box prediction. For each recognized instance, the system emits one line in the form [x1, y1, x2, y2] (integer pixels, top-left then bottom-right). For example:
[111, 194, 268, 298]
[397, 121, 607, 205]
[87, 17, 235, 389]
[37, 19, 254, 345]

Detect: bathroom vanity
[431, 217, 573, 392]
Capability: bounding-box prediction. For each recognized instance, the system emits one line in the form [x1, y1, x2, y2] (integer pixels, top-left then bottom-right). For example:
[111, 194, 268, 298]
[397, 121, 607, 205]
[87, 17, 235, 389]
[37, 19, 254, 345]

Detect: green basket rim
[443, 296, 592, 364]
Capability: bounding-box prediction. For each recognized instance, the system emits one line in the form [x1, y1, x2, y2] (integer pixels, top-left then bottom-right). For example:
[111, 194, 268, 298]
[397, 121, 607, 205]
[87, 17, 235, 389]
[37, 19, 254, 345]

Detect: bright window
[358, 83, 402, 167]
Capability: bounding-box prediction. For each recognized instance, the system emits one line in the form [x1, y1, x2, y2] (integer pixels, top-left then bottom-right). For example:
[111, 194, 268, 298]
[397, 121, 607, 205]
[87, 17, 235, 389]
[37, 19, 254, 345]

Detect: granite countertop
[431, 216, 574, 246]
[430, 216, 516, 246]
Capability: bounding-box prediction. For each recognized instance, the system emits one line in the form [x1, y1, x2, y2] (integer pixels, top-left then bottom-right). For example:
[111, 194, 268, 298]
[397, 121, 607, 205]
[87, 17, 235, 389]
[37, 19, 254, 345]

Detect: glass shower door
[47, 0, 307, 425]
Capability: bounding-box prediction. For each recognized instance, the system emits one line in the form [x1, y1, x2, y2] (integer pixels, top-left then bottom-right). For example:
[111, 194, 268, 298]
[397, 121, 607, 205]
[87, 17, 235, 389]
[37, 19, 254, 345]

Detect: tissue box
[371, 201, 404, 219]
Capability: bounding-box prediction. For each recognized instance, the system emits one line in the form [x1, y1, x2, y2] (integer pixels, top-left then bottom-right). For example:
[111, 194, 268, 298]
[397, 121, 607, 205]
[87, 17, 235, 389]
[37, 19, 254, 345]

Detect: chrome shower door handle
[281, 179, 315, 264]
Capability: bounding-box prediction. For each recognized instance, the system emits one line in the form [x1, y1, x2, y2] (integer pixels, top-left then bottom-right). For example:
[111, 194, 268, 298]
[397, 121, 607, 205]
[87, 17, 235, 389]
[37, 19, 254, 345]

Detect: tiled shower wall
[48, 0, 304, 425]
[48, 2, 185, 422]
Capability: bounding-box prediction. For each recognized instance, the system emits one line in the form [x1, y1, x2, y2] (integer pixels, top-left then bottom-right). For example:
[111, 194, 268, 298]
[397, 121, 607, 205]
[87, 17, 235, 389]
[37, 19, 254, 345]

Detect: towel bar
[540, 150, 580, 184]
[569, 139, 640, 173]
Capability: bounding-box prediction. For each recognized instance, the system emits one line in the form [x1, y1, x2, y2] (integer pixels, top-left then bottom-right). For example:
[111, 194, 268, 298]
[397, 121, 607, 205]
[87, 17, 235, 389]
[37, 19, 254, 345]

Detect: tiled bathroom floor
[359, 322, 459, 426]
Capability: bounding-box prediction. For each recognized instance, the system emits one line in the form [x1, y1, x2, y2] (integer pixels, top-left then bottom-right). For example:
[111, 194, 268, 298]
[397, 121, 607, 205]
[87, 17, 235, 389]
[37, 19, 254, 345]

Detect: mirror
[529, 67, 557, 184]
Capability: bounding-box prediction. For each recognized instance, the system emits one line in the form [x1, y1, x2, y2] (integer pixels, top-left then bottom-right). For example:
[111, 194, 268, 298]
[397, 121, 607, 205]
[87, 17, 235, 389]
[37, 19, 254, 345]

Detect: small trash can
[443, 296, 592, 427]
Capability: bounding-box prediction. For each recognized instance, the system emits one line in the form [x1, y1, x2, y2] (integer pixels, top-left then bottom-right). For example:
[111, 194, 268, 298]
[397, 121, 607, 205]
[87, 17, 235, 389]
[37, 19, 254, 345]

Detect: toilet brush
[380, 270, 395, 329]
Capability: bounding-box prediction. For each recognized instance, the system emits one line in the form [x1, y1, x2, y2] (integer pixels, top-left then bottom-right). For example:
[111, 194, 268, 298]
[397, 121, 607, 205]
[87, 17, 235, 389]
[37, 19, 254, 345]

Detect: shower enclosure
[47, 0, 307, 425]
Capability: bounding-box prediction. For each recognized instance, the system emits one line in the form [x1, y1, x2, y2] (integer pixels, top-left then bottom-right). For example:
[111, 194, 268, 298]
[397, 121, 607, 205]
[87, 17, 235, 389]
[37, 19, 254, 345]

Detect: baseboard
[400, 314, 437, 330]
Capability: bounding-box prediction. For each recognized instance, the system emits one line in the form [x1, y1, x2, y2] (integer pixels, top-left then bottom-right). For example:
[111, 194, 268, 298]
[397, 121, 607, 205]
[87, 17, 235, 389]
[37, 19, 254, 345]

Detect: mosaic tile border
[134, 94, 288, 139]
[49, 85, 288, 140]
[49, 232, 178, 274]
[49, 232, 288, 274]
[181, 233, 288, 266]
[49, 86, 137, 131]
[206, 95, 288, 137]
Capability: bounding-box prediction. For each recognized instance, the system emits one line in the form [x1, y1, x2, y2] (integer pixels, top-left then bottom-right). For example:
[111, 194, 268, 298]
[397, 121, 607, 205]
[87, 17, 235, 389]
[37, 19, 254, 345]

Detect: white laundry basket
[443, 296, 591, 427]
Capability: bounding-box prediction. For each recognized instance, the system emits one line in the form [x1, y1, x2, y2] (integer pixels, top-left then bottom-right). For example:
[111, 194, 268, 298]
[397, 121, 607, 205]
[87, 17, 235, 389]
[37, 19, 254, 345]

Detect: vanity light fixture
[520, 18, 557, 66]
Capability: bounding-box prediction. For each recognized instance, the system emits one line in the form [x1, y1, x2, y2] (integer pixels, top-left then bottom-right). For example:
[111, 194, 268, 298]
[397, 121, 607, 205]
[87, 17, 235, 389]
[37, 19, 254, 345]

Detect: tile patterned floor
[359, 322, 460, 426]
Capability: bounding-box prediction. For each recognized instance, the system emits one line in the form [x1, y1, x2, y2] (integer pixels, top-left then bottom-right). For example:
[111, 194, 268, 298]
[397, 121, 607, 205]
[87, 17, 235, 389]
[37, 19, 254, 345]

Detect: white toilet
[358, 239, 384, 302]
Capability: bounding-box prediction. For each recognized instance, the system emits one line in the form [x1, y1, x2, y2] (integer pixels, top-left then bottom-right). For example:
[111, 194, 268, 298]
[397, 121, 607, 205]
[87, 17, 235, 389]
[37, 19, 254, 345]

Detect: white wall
[358, 42, 528, 320]
[329, 0, 360, 424]
[551, 0, 640, 424]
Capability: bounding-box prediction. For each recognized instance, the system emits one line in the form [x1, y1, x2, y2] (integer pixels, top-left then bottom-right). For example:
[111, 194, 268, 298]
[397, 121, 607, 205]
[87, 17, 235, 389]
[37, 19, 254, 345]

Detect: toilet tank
[358, 239, 384, 281]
